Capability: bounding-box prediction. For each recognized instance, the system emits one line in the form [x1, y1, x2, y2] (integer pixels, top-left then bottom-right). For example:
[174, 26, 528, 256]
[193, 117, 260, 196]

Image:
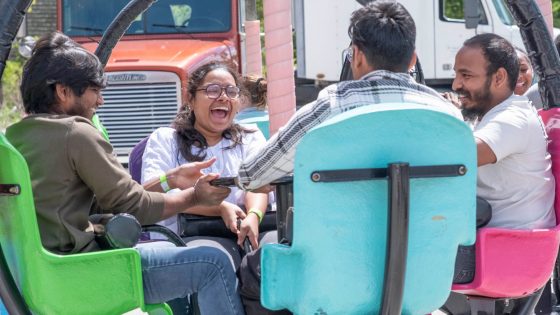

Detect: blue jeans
[136, 243, 245, 315]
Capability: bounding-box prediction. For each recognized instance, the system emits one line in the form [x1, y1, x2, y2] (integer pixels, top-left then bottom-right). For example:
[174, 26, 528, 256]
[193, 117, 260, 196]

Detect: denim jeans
[183, 236, 242, 271]
[136, 242, 245, 315]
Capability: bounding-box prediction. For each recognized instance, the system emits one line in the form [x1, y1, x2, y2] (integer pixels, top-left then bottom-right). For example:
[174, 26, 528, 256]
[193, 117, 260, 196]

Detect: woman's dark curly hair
[174, 61, 255, 162]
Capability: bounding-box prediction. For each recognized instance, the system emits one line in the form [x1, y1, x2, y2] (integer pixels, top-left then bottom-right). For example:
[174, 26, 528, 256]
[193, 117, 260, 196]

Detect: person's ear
[352, 45, 375, 78]
[408, 51, 418, 71]
[493, 68, 508, 89]
[54, 84, 72, 111]
[186, 92, 195, 107]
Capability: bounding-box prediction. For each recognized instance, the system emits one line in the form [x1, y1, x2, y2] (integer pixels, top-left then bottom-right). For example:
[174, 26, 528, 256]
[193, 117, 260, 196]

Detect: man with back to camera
[234, 1, 464, 314]
[450, 33, 555, 284]
[236, 1, 462, 191]
[5, 31, 246, 314]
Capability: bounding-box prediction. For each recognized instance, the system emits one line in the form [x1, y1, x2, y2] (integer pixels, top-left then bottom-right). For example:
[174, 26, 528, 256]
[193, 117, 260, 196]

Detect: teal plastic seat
[261, 104, 477, 315]
[236, 108, 270, 139]
[0, 133, 171, 315]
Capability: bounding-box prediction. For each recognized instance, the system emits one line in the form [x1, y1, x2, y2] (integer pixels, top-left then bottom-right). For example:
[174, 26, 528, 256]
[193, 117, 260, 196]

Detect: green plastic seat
[0, 132, 171, 315]
[261, 104, 477, 314]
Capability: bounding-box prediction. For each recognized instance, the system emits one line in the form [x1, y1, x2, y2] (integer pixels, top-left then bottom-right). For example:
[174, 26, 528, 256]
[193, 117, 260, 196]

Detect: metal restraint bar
[0, 184, 20, 196]
[310, 164, 467, 183]
[311, 163, 467, 315]
[382, 163, 410, 315]
[270, 176, 295, 244]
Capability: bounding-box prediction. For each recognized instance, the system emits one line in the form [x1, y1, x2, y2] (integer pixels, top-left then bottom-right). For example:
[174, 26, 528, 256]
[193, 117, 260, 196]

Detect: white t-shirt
[474, 94, 556, 229]
[141, 125, 267, 233]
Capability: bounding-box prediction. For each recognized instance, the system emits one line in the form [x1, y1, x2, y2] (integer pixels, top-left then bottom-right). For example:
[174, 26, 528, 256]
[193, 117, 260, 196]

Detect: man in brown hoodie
[6, 31, 245, 315]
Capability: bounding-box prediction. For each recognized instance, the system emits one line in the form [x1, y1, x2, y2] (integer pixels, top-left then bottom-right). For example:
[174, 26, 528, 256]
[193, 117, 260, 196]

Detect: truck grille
[97, 71, 181, 163]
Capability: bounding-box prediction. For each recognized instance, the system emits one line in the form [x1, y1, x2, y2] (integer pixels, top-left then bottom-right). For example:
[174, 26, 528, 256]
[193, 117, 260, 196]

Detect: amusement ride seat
[260, 104, 478, 314]
[0, 132, 171, 315]
[449, 108, 560, 313]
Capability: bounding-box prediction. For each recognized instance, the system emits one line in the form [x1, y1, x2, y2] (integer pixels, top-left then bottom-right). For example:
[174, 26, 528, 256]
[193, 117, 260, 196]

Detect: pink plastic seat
[452, 108, 560, 298]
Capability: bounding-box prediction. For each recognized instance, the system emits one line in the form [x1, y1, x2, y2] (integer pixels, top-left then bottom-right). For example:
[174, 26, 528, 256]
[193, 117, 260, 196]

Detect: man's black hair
[463, 33, 519, 91]
[20, 32, 106, 114]
[348, 0, 416, 72]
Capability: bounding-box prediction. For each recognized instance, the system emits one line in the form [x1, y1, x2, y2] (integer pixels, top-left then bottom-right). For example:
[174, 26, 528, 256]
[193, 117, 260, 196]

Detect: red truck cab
[57, 0, 242, 163]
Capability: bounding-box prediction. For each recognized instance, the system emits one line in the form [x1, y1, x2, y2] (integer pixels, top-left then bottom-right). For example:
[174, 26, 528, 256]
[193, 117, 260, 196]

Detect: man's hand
[169, 157, 217, 190]
[219, 202, 246, 234]
[194, 173, 231, 207]
[441, 92, 462, 110]
[237, 213, 259, 248]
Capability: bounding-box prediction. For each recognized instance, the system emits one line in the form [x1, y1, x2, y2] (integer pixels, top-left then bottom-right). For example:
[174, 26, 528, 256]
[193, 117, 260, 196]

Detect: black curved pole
[0, 0, 33, 79]
[380, 163, 410, 315]
[95, 0, 156, 66]
[0, 243, 31, 315]
[505, 0, 560, 109]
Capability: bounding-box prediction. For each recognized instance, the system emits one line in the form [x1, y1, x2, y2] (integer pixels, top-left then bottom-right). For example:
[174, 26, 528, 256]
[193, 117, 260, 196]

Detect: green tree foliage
[445, 0, 560, 27]
[554, 0, 560, 28]
[0, 1, 34, 130]
[0, 47, 25, 131]
[257, 0, 263, 24]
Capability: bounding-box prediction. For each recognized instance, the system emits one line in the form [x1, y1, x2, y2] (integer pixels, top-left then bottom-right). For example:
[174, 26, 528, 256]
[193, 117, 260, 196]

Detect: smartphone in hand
[209, 177, 237, 187]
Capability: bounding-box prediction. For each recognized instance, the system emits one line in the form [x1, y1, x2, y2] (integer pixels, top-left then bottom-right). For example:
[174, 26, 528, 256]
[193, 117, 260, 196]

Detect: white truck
[294, 0, 553, 86]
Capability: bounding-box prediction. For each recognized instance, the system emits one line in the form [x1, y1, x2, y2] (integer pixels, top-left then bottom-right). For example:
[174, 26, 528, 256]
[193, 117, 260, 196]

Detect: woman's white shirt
[141, 125, 266, 233]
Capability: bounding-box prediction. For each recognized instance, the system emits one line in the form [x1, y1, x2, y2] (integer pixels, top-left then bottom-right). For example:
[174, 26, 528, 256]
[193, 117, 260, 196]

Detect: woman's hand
[240, 191, 268, 248]
[238, 213, 260, 249]
[169, 157, 217, 190]
[219, 202, 246, 234]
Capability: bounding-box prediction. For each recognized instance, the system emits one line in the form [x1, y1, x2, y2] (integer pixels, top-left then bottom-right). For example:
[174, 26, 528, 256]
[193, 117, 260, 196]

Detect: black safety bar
[142, 224, 187, 247]
[271, 176, 294, 245]
[380, 163, 410, 315]
[94, 0, 156, 66]
[310, 164, 467, 183]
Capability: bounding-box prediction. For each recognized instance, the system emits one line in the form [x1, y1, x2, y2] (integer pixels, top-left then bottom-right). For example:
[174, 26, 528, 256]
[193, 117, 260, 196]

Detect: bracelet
[192, 177, 201, 206]
[248, 208, 264, 224]
[159, 173, 171, 192]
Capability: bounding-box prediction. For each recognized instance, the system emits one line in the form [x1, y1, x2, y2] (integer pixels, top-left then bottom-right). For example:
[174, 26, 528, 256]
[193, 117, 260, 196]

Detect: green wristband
[248, 208, 264, 224]
[159, 173, 171, 192]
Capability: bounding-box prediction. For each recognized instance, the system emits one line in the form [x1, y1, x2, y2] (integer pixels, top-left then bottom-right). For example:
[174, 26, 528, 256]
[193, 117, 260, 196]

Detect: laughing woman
[141, 61, 268, 269]
[514, 48, 534, 96]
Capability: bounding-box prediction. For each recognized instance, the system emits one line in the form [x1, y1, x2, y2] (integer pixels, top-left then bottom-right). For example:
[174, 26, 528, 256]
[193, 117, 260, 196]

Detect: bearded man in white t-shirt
[452, 33, 555, 232]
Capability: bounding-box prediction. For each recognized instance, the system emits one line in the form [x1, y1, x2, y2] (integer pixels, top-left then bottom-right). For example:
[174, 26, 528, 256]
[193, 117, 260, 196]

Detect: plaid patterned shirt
[237, 70, 463, 190]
